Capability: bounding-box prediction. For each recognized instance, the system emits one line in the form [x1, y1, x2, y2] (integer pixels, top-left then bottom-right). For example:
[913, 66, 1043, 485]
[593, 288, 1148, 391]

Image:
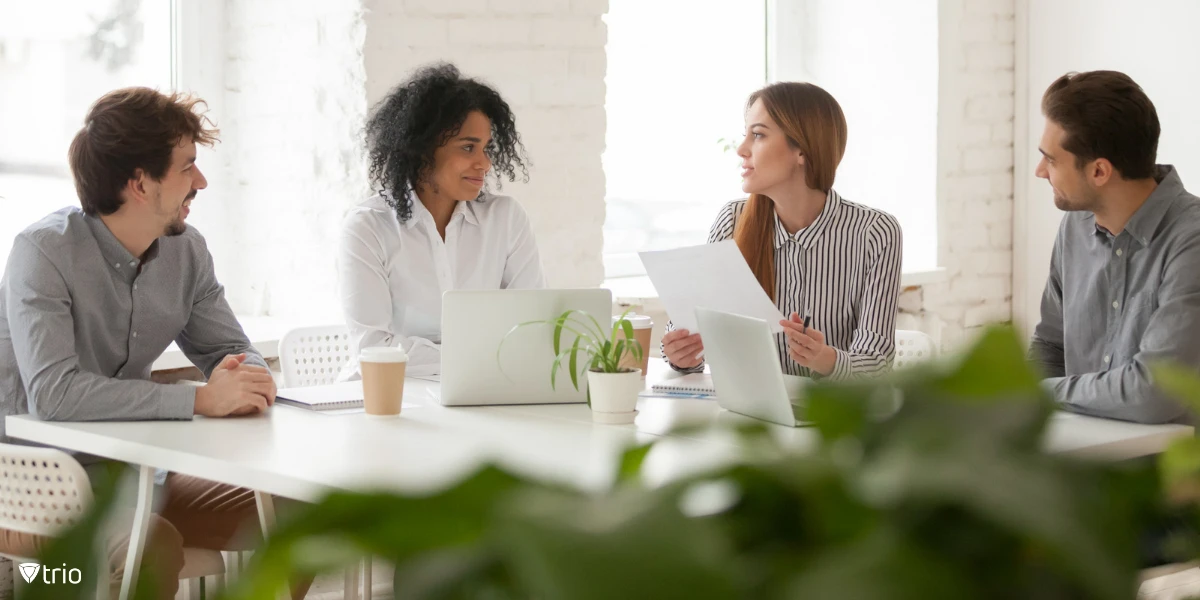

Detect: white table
[5, 375, 1193, 598]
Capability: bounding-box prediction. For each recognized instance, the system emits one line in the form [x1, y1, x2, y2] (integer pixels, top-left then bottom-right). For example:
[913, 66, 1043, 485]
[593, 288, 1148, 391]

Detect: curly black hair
[365, 62, 530, 223]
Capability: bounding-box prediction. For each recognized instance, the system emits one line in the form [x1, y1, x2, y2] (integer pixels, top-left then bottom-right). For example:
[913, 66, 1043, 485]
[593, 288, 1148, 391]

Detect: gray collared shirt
[0, 207, 265, 439]
[1029, 165, 1200, 424]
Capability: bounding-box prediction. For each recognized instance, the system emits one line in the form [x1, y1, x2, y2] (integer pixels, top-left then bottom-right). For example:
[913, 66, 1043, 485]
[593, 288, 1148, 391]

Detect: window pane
[602, 1, 767, 278]
[0, 0, 172, 269]
[782, 0, 939, 272]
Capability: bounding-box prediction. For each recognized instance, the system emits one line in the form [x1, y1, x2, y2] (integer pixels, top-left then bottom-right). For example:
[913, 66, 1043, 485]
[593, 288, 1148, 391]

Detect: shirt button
[1116, 249, 1123, 256]
[1112, 301, 1120, 309]
[114, 262, 121, 269]
[117, 370, 123, 377]
[133, 283, 138, 290]
[132, 331, 138, 338]
[1103, 355, 1110, 364]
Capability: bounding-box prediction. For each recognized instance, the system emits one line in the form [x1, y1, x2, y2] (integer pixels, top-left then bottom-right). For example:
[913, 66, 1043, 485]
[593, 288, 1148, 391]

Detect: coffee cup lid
[612, 314, 653, 329]
[360, 346, 408, 363]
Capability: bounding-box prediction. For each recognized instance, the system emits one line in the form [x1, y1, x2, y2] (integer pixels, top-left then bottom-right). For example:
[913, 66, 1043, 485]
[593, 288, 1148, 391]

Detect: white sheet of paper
[639, 240, 786, 334]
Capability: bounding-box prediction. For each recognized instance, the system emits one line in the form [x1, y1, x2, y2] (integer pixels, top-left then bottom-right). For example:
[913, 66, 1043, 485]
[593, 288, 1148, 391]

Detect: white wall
[213, 0, 369, 320]
[1013, 0, 1200, 339]
[899, 0, 1016, 351]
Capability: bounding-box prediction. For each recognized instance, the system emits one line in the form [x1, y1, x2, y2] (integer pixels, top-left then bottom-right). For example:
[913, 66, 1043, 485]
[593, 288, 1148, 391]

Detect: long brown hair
[734, 82, 847, 300]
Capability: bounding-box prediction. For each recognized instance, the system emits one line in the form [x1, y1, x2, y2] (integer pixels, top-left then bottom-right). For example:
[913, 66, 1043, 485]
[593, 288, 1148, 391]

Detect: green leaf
[934, 326, 1043, 400]
[552, 312, 566, 356]
[219, 466, 527, 600]
[1161, 436, 1200, 504]
[619, 316, 635, 348]
[494, 485, 740, 600]
[782, 527, 971, 600]
[616, 443, 653, 483]
[1152, 361, 1200, 414]
[856, 438, 1144, 600]
[568, 337, 581, 392]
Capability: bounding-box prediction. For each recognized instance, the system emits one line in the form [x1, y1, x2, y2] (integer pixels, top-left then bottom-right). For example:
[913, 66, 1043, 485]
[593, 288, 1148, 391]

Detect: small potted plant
[500, 309, 645, 424]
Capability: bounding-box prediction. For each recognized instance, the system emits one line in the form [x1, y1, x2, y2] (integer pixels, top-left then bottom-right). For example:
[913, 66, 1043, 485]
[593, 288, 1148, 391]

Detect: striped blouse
[668, 190, 903, 380]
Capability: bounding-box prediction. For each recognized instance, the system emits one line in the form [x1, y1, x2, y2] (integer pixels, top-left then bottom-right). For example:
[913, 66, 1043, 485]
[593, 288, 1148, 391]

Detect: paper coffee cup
[360, 347, 408, 417]
[613, 315, 653, 376]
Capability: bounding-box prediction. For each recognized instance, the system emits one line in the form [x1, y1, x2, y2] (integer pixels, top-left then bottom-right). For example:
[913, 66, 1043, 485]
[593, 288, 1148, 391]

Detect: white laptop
[695, 307, 811, 427]
[438, 289, 613, 406]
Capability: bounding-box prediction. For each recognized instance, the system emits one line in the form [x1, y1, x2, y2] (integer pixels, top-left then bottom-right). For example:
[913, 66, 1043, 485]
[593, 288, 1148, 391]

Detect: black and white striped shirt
[669, 190, 903, 380]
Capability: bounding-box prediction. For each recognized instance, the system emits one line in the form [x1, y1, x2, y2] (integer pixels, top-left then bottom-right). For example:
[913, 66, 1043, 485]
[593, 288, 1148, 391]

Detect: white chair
[278, 325, 354, 387]
[276, 324, 372, 598]
[0, 443, 225, 600]
[894, 330, 937, 370]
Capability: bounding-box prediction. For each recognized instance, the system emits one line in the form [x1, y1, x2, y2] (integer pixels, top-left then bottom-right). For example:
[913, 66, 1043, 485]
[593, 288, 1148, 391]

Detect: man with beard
[0, 87, 310, 598]
[1029, 70, 1200, 425]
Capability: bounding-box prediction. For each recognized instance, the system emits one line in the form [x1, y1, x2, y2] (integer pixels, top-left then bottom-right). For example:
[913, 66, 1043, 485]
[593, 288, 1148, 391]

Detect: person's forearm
[1049, 365, 1187, 424]
[827, 348, 891, 381]
[27, 367, 195, 422]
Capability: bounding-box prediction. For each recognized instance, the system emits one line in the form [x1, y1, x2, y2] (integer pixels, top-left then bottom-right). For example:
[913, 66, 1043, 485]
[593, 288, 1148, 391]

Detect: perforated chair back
[278, 325, 354, 387]
[0, 443, 92, 538]
[894, 330, 937, 370]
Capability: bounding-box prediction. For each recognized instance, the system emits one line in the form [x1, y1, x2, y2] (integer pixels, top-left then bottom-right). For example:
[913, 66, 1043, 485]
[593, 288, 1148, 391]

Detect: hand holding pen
[779, 311, 837, 376]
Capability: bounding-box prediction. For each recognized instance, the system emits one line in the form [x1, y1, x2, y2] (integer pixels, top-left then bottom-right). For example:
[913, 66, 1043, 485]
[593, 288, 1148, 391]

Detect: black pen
[802, 314, 812, 333]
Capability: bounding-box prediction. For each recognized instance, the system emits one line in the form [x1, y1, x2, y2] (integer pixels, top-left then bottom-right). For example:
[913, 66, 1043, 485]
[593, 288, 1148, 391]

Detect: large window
[0, 0, 172, 270]
[602, 0, 939, 278]
[772, 0, 939, 272]
[601, 0, 768, 279]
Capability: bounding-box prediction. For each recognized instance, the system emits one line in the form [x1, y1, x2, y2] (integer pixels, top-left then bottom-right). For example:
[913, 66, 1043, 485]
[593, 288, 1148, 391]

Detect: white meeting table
[5, 372, 1194, 599]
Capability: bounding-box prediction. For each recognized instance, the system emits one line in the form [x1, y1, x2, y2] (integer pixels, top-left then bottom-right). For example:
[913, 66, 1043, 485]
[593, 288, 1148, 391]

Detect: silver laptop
[439, 289, 613, 406]
[695, 307, 810, 427]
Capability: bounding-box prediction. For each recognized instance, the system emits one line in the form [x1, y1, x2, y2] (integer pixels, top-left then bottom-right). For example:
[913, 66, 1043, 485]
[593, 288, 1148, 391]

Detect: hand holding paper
[639, 240, 786, 334]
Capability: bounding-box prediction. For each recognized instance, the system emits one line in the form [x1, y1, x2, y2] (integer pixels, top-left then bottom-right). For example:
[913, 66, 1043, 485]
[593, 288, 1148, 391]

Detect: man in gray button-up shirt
[0, 88, 310, 599]
[1028, 71, 1200, 425]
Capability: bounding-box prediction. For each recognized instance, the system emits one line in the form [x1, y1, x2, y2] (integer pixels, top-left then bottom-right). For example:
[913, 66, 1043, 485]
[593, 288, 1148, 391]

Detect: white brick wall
[902, 0, 1016, 351]
[216, 0, 369, 319]
[363, 0, 608, 289]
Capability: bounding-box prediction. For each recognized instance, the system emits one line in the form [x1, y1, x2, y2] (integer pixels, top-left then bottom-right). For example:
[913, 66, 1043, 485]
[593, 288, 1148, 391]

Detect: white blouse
[337, 191, 546, 378]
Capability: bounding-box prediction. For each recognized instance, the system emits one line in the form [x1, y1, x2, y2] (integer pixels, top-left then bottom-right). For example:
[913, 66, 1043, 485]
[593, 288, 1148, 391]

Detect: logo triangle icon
[18, 563, 40, 583]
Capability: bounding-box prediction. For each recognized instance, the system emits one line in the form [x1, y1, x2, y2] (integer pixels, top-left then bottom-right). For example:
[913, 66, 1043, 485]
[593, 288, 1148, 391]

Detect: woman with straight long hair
[662, 82, 903, 380]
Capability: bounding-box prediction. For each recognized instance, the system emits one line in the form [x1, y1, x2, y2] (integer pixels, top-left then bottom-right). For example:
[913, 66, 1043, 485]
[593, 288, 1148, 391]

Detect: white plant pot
[587, 369, 642, 424]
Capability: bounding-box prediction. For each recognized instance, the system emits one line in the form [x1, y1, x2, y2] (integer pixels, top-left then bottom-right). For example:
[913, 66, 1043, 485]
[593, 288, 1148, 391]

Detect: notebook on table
[649, 373, 716, 397]
[276, 382, 364, 411]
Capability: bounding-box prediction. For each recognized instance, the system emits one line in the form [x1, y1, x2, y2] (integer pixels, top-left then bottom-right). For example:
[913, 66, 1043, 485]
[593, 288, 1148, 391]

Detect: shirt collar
[772, 189, 842, 250]
[83, 212, 154, 282]
[396, 189, 481, 229]
[1120, 165, 1184, 247]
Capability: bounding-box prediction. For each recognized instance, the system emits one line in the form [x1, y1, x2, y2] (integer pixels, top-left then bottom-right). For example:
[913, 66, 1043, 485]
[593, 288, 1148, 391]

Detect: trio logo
[18, 562, 82, 585]
[18, 563, 38, 583]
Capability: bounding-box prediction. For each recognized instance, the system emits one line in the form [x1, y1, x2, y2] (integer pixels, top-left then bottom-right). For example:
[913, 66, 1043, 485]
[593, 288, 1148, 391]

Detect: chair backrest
[0, 443, 92, 538]
[894, 330, 937, 370]
[278, 325, 354, 387]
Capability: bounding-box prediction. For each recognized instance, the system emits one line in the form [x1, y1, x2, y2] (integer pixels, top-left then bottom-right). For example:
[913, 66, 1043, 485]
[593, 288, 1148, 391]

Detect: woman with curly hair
[337, 63, 545, 378]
